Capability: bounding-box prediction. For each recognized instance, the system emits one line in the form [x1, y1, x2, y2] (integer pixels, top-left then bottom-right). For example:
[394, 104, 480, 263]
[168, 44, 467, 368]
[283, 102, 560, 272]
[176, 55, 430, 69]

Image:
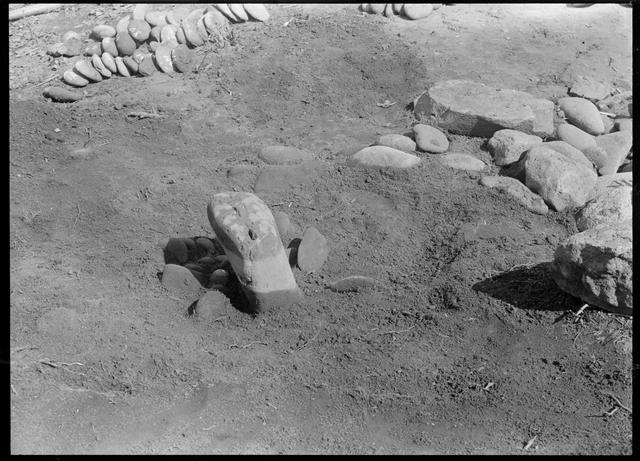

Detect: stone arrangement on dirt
[359, 3, 443, 20]
[44, 3, 269, 94]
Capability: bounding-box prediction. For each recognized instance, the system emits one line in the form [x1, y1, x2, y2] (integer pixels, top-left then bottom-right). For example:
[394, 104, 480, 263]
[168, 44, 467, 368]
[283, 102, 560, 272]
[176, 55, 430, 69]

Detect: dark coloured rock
[164, 238, 188, 264]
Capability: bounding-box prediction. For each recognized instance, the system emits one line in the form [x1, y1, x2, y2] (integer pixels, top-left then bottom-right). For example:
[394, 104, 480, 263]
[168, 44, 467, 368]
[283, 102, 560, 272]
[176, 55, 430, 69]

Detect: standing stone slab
[487, 129, 542, 166]
[523, 146, 597, 211]
[414, 80, 554, 138]
[207, 192, 302, 312]
[551, 220, 632, 316]
[479, 175, 548, 214]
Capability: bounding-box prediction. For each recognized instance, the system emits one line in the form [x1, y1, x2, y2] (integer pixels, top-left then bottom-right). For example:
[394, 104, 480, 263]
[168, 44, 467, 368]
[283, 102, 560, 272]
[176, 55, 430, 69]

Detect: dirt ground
[9, 3, 633, 455]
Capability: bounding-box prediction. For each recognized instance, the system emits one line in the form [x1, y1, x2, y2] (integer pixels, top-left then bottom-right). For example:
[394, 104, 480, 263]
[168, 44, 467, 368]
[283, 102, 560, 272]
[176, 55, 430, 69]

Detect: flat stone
[594, 130, 633, 176]
[375, 134, 416, 152]
[479, 175, 548, 214]
[568, 76, 611, 101]
[164, 237, 189, 264]
[541, 141, 594, 169]
[558, 97, 605, 135]
[413, 124, 449, 153]
[182, 19, 204, 47]
[439, 153, 487, 171]
[259, 145, 313, 165]
[523, 146, 597, 211]
[145, 10, 168, 27]
[347, 146, 421, 169]
[161, 264, 203, 296]
[193, 291, 231, 320]
[487, 129, 542, 166]
[556, 123, 596, 152]
[551, 220, 632, 315]
[297, 226, 329, 273]
[207, 192, 302, 312]
[414, 79, 555, 137]
[403, 3, 433, 19]
[43, 86, 84, 103]
[329, 275, 377, 292]
[575, 178, 632, 232]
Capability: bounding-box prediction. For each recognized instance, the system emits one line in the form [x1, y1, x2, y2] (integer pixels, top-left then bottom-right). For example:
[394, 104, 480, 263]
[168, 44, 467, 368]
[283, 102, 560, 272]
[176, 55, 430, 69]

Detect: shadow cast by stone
[473, 262, 583, 312]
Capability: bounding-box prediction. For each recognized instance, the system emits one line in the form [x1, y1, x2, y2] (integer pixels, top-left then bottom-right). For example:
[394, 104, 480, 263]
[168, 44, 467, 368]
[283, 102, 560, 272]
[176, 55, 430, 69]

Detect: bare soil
[9, 3, 633, 455]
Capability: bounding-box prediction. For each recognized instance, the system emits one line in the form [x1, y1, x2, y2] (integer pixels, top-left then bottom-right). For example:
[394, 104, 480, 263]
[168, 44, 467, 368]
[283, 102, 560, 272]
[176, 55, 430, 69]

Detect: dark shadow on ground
[473, 262, 583, 312]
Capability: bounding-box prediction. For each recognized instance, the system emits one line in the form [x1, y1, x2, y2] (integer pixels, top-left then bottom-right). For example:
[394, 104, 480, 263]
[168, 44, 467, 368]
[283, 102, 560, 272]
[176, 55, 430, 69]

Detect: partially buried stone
[413, 124, 449, 153]
[375, 134, 416, 152]
[439, 153, 486, 171]
[91, 54, 112, 78]
[551, 220, 632, 316]
[102, 37, 119, 57]
[244, 3, 270, 21]
[122, 56, 139, 74]
[193, 291, 230, 320]
[154, 44, 174, 73]
[164, 237, 189, 264]
[558, 97, 605, 135]
[128, 19, 151, 42]
[597, 91, 632, 118]
[63, 70, 89, 87]
[115, 57, 131, 76]
[182, 19, 204, 47]
[101, 52, 117, 73]
[61, 38, 83, 57]
[43, 86, 84, 103]
[259, 145, 313, 165]
[84, 42, 103, 57]
[523, 146, 597, 211]
[161, 264, 203, 296]
[487, 129, 542, 166]
[575, 174, 632, 231]
[91, 24, 117, 40]
[207, 191, 303, 313]
[402, 3, 433, 19]
[171, 44, 196, 73]
[297, 226, 329, 273]
[479, 175, 548, 214]
[329, 276, 377, 292]
[348, 146, 420, 169]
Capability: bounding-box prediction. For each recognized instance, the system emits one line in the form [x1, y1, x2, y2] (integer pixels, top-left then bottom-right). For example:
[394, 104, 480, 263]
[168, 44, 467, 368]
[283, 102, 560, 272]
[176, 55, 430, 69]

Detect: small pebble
[196, 237, 216, 253]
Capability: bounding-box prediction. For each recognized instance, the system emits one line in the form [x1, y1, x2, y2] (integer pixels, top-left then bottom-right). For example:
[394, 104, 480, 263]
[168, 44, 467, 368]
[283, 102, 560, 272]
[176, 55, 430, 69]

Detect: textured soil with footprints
[9, 3, 632, 454]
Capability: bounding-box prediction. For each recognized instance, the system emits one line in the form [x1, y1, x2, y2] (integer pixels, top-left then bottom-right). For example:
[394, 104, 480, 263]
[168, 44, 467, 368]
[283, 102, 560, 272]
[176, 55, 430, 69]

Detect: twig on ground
[600, 391, 632, 414]
[266, 400, 277, 410]
[203, 425, 216, 431]
[604, 407, 619, 417]
[229, 341, 267, 349]
[73, 204, 81, 228]
[523, 435, 537, 451]
[32, 74, 60, 88]
[38, 359, 84, 369]
[573, 304, 588, 321]
[483, 382, 495, 391]
[126, 111, 165, 120]
[11, 384, 17, 395]
[11, 345, 38, 354]
[297, 325, 322, 349]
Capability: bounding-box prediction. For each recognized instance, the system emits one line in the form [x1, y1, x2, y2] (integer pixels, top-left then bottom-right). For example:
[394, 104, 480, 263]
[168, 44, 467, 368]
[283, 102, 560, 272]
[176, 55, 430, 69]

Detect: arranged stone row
[53, 4, 269, 89]
[359, 3, 443, 20]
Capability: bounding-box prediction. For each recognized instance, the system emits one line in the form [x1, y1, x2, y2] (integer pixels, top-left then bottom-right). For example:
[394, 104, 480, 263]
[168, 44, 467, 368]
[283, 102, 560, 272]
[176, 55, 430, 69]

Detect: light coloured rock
[101, 37, 119, 57]
[541, 141, 593, 169]
[329, 276, 377, 292]
[74, 59, 103, 82]
[160, 24, 178, 43]
[601, 114, 614, 134]
[122, 56, 138, 74]
[62, 30, 81, 42]
[614, 118, 632, 132]
[274, 211, 293, 239]
[213, 3, 238, 22]
[259, 146, 313, 165]
[439, 153, 486, 171]
[182, 19, 204, 47]
[84, 42, 102, 57]
[175, 26, 187, 45]
[194, 291, 231, 320]
[551, 220, 632, 315]
[148, 41, 159, 52]
[414, 80, 555, 137]
[167, 5, 189, 25]
[132, 3, 148, 21]
[128, 19, 151, 42]
[204, 10, 230, 35]
[63, 69, 89, 87]
[556, 123, 596, 152]
[132, 46, 149, 64]
[196, 16, 209, 40]
[116, 15, 131, 35]
[91, 24, 116, 40]
[375, 134, 416, 152]
[171, 44, 196, 73]
[393, 4, 404, 14]
[137, 54, 157, 76]
[244, 3, 270, 21]
[575, 178, 632, 232]
[145, 10, 167, 27]
[154, 44, 174, 73]
[297, 227, 329, 273]
[186, 7, 207, 22]
[368, 4, 386, 13]
[523, 146, 597, 211]
[348, 146, 421, 169]
[383, 3, 394, 16]
[114, 56, 130, 76]
[568, 76, 611, 102]
[413, 124, 449, 153]
[161, 264, 203, 295]
[100, 52, 117, 73]
[594, 130, 633, 176]
[115, 32, 137, 56]
[91, 54, 112, 78]
[207, 192, 303, 312]
[229, 4, 249, 21]
[403, 3, 433, 19]
[558, 97, 605, 135]
[487, 129, 542, 166]
[479, 175, 548, 214]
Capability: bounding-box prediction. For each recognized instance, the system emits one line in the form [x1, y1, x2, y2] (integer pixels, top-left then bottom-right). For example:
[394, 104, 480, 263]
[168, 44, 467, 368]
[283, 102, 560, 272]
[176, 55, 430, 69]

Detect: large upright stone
[207, 192, 303, 313]
[523, 146, 597, 211]
[413, 80, 554, 137]
[551, 220, 632, 316]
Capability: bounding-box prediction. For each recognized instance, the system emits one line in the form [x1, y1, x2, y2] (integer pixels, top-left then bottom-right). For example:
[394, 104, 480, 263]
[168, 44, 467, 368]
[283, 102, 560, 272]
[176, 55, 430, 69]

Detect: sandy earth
[9, 3, 633, 455]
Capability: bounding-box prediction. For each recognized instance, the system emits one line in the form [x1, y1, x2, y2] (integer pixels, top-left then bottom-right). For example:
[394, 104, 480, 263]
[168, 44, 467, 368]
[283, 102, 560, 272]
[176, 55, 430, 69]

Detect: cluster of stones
[359, 3, 443, 20]
[345, 78, 632, 315]
[49, 4, 269, 90]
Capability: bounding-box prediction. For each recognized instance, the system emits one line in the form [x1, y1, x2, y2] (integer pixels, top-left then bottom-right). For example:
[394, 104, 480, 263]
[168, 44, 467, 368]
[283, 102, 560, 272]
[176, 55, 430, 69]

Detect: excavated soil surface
[9, 3, 633, 454]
